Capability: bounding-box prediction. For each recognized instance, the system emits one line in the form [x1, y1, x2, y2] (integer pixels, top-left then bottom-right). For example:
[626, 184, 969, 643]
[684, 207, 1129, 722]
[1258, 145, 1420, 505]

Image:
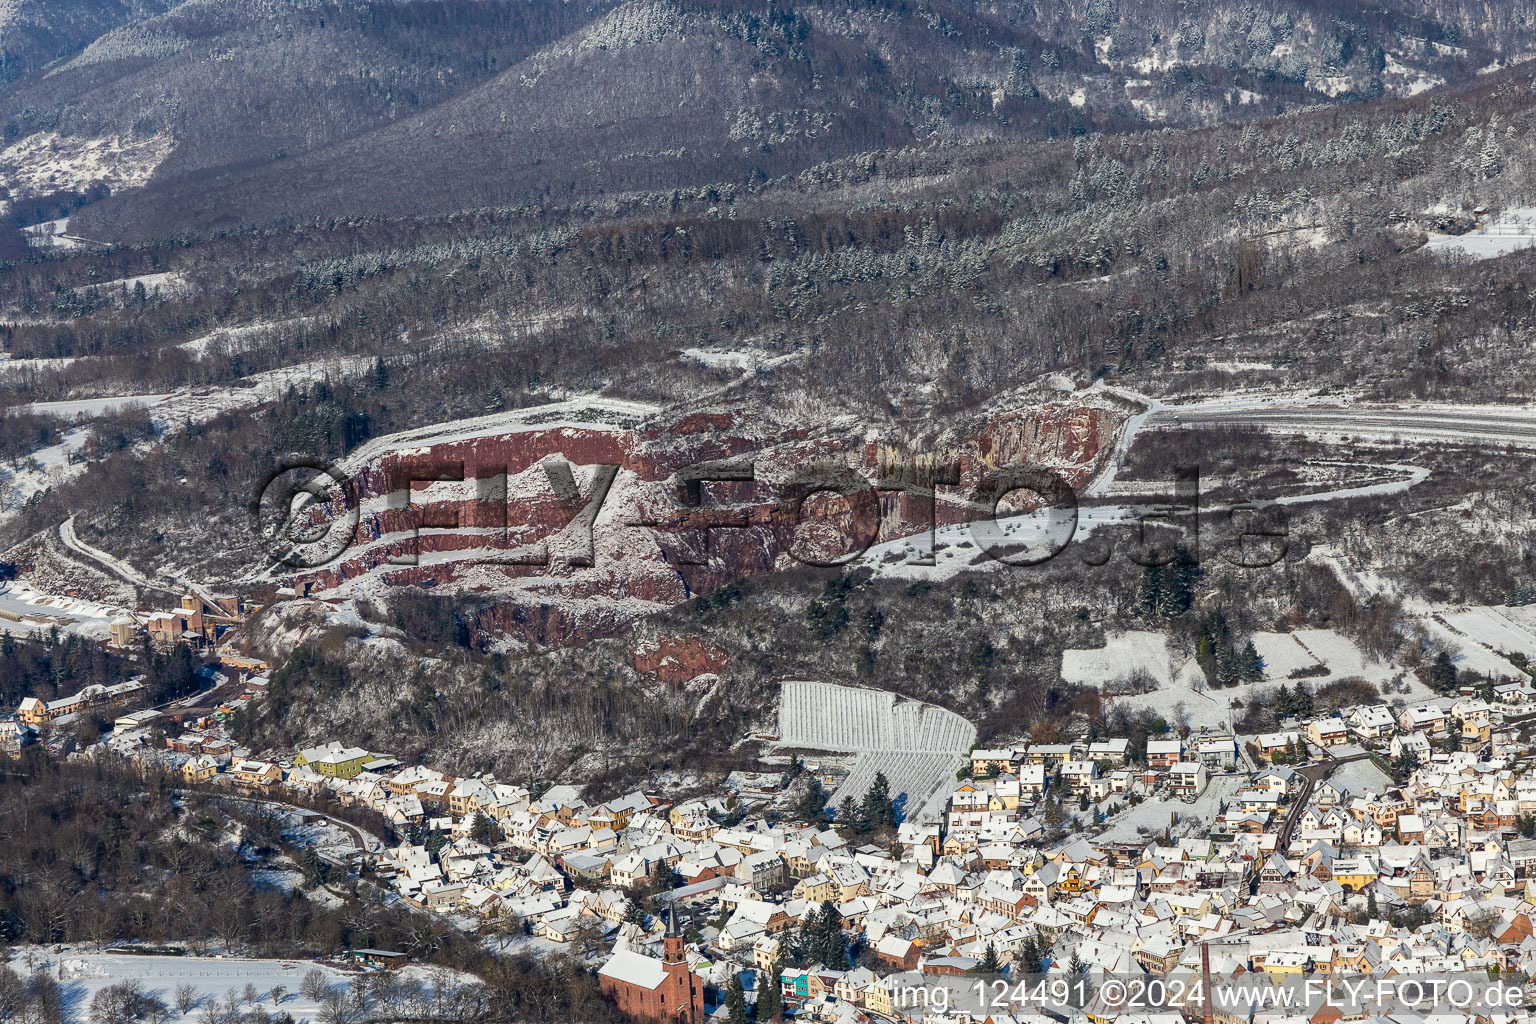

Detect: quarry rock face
[629, 633, 731, 684]
[290, 397, 1121, 645]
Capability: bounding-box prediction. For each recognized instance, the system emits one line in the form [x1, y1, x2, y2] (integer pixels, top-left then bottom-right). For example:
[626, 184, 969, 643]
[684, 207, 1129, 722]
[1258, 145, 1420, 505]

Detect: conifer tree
[725, 972, 748, 1024]
[863, 772, 896, 829]
[1241, 641, 1264, 683]
[818, 901, 848, 969]
[979, 942, 1002, 974]
[1138, 564, 1164, 616]
[758, 957, 784, 1022]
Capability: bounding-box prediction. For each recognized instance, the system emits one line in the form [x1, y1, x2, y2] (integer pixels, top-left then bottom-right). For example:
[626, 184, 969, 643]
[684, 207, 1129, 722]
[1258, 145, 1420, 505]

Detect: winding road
[179, 788, 387, 855]
[1276, 750, 1373, 850]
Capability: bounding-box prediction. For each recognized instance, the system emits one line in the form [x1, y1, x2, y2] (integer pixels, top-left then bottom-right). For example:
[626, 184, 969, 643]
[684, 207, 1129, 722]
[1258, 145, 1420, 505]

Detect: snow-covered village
[14, 2, 1536, 1023]
[10, 575, 1536, 1024]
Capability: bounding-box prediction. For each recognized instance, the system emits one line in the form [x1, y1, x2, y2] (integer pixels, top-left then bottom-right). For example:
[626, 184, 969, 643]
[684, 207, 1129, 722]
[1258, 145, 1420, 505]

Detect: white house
[1169, 762, 1207, 796]
[1347, 705, 1395, 740]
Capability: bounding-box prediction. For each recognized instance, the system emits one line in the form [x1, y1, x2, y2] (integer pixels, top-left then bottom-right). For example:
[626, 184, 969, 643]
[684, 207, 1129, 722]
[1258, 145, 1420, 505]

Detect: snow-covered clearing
[0, 424, 92, 518]
[1439, 606, 1536, 661]
[1064, 632, 1227, 726]
[1249, 632, 1317, 681]
[1074, 626, 1414, 731]
[1425, 209, 1536, 260]
[680, 346, 775, 371]
[180, 317, 318, 357]
[12, 951, 466, 1023]
[0, 132, 174, 199]
[13, 354, 371, 428]
[1204, 361, 1280, 373]
[1328, 757, 1392, 797]
[1099, 664, 1225, 726]
[1099, 774, 1243, 842]
[1313, 548, 1527, 682]
[21, 217, 87, 249]
[0, 353, 82, 379]
[17, 394, 170, 420]
[80, 271, 194, 305]
[1289, 628, 1396, 685]
[1427, 609, 1530, 679]
[1060, 631, 1174, 687]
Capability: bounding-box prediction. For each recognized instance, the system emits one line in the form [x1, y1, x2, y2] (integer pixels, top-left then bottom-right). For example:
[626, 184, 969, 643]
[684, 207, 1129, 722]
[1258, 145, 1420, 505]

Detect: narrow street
[1276, 750, 1372, 848]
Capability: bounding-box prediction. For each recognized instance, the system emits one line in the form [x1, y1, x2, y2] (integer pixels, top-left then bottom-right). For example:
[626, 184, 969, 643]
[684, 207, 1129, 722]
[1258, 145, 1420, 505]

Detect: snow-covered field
[1440, 606, 1536, 662]
[1425, 208, 1536, 261]
[776, 680, 974, 823]
[680, 346, 773, 371]
[1425, 614, 1527, 679]
[0, 425, 92, 520]
[1316, 548, 1530, 684]
[18, 394, 170, 420]
[28, 953, 338, 1022]
[1289, 629, 1396, 685]
[0, 353, 82, 378]
[1250, 632, 1317, 681]
[84, 271, 194, 305]
[1328, 757, 1392, 797]
[1071, 626, 1413, 732]
[1099, 774, 1243, 842]
[1060, 631, 1174, 688]
[179, 317, 319, 358]
[21, 217, 84, 249]
[6, 951, 467, 1023]
[1063, 632, 1226, 727]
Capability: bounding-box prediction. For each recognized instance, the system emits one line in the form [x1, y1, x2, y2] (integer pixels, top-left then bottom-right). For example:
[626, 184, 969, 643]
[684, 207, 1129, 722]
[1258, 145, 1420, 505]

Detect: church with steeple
[598, 906, 706, 1023]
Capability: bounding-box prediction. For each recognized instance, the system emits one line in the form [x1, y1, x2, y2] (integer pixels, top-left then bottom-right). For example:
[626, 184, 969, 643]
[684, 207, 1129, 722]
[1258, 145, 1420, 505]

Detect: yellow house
[181, 755, 220, 784]
[1332, 858, 1379, 893]
[863, 977, 895, 1017]
[228, 760, 282, 788]
[1330, 946, 1374, 975]
[1306, 718, 1349, 747]
[295, 742, 373, 779]
[793, 874, 838, 903]
[1263, 951, 1309, 977]
[942, 835, 977, 856]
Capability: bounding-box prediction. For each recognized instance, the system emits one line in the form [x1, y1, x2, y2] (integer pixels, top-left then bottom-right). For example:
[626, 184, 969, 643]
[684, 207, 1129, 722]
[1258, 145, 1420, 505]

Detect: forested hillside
[5, 0, 1536, 785]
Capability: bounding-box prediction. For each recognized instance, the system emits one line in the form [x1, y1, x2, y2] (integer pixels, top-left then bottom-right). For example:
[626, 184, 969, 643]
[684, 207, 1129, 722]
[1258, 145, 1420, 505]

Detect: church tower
[662, 904, 704, 1022]
[663, 903, 686, 963]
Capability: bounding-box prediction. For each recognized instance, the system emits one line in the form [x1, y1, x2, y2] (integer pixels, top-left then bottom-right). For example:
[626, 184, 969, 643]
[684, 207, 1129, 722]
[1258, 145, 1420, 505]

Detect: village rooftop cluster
[12, 649, 1536, 1024]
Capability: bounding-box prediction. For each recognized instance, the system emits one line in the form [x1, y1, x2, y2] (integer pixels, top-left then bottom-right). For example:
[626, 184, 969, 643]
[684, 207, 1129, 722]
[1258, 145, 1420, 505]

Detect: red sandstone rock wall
[629, 634, 731, 684]
[288, 398, 1121, 646]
